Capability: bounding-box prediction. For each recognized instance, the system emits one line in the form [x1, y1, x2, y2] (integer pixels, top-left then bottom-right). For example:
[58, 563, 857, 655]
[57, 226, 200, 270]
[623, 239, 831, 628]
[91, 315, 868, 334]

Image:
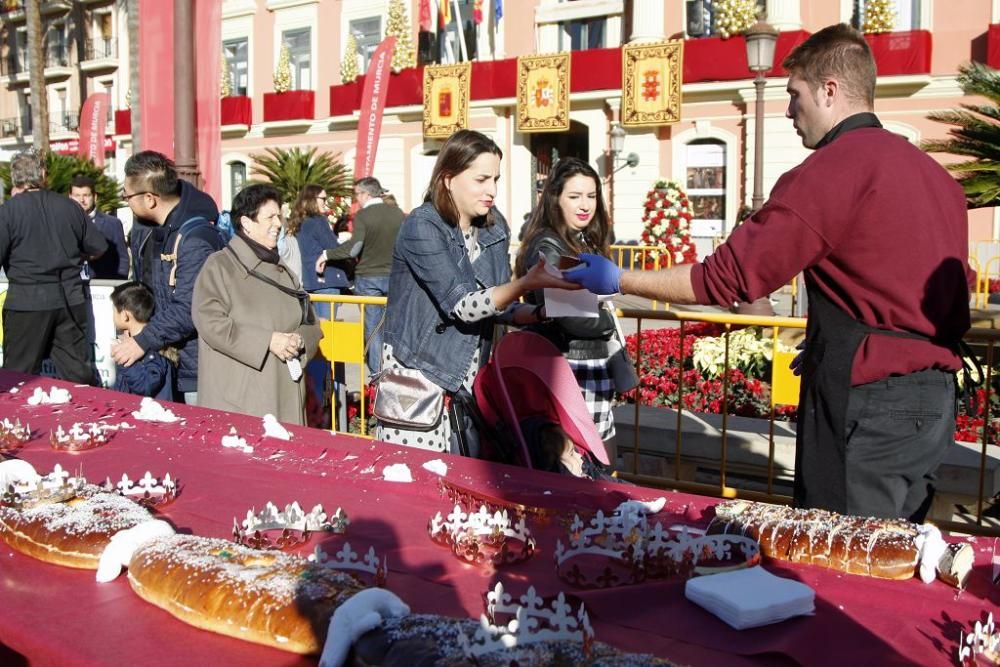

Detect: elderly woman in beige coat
[193, 184, 322, 425]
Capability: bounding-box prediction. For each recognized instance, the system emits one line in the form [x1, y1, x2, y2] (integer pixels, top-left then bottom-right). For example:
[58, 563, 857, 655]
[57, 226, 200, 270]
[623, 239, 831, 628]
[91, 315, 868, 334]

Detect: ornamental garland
[220, 51, 232, 98]
[386, 0, 417, 73]
[862, 0, 896, 34]
[640, 179, 698, 268]
[341, 33, 359, 83]
[713, 0, 759, 39]
[274, 43, 292, 93]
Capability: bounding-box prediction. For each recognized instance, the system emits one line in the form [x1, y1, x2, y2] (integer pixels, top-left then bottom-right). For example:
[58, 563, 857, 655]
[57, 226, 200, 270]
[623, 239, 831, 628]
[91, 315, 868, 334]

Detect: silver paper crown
[429, 504, 536, 567]
[233, 501, 348, 550]
[0, 417, 31, 451]
[102, 471, 178, 508]
[957, 612, 1000, 665]
[458, 582, 595, 659]
[308, 542, 387, 587]
[2, 463, 85, 508]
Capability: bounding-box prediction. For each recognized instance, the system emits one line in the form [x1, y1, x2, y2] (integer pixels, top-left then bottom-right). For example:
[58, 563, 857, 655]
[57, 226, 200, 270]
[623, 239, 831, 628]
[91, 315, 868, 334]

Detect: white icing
[0, 459, 38, 490]
[26, 386, 71, 405]
[131, 397, 180, 423]
[421, 459, 448, 476]
[221, 428, 253, 453]
[262, 414, 291, 440]
[382, 463, 413, 483]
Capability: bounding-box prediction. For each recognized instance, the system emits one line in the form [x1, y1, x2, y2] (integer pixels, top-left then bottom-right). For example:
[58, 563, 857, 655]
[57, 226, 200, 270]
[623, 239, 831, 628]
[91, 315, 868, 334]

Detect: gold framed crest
[622, 40, 683, 127]
[423, 62, 471, 138]
[516, 53, 571, 133]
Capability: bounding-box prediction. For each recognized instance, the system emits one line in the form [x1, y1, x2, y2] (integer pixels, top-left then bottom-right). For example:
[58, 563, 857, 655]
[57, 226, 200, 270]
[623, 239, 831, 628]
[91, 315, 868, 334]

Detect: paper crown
[458, 582, 594, 659]
[957, 612, 1000, 665]
[554, 511, 761, 588]
[102, 471, 178, 509]
[438, 477, 553, 524]
[50, 422, 116, 453]
[429, 504, 536, 568]
[1, 463, 85, 508]
[0, 417, 31, 453]
[307, 542, 387, 587]
[233, 501, 348, 551]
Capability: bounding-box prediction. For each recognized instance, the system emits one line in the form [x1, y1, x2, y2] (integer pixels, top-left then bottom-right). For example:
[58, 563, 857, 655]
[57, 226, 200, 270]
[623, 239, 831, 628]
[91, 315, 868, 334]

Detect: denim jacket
[385, 202, 511, 393]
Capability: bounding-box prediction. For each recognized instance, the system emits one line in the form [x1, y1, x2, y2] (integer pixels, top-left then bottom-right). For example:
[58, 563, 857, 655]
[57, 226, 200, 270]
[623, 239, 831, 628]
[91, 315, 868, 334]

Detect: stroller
[472, 331, 612, 478]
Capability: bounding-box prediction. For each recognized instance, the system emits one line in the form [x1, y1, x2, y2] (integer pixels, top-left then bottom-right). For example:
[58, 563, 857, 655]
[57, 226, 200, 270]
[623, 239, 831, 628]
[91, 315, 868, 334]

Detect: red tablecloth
[0, 372, 996, 666]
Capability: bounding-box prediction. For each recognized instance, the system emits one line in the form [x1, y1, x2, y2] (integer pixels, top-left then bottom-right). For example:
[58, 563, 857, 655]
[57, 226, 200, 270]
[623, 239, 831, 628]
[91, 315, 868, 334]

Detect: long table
[0, 371, 996, 666]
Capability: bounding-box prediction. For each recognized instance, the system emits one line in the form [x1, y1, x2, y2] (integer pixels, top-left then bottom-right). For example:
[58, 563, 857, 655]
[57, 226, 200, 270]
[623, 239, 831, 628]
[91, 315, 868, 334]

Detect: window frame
[281, 27, 312, 91]
[223, 37, 250, 97]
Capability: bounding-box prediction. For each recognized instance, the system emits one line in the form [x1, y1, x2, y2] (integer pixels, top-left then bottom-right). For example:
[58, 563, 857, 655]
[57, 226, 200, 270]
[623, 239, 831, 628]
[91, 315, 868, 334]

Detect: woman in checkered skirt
[514, 158, 625, 454]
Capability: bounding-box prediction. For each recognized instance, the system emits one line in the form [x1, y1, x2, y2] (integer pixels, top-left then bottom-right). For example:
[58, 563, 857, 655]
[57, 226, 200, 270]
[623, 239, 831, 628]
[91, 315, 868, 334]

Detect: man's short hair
[111, 281, 156, 323]
[123, 150, 179, 197]
[781, 23, 876, 107]
[232, 183, 281, 224]
[70, 174, 96, 192]
[10, 151, 45, 189]
[354, 176, 384, 197]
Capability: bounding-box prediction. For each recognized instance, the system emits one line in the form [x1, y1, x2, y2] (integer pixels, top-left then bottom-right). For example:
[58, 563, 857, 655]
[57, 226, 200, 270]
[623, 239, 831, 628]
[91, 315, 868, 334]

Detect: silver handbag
[372, 367, 446, 431]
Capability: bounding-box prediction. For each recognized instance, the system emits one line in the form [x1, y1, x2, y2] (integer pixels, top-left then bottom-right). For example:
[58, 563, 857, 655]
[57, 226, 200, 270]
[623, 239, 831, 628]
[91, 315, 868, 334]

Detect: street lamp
[744, 19, 778, 212]
[609, 122, 639, 172]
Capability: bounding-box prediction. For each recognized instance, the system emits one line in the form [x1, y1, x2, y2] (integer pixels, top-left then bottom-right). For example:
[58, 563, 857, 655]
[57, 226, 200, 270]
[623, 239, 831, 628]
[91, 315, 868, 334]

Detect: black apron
[792, 281, 950, 513]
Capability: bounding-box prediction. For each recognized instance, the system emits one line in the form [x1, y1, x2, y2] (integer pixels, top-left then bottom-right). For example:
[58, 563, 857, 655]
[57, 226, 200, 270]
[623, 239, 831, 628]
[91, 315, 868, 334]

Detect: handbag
[605, 304, 640, 393]
[372, 367, 446, 431]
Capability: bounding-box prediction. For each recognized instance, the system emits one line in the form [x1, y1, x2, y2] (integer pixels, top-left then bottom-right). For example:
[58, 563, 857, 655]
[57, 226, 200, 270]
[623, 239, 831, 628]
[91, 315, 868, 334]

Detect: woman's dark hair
[232, 183, 281, 229]
[111, 281, 155, 323]
[525, 420, 572, 473]
[288, 183, 325, 236]
[515, 157, 611, 277]
[424, 129, 503, 228]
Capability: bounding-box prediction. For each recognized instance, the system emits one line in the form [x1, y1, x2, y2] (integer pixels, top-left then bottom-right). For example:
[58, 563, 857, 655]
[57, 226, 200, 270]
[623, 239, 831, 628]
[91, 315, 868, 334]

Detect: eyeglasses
[316, 195, 328, 202]
[121, 190, 153, 201]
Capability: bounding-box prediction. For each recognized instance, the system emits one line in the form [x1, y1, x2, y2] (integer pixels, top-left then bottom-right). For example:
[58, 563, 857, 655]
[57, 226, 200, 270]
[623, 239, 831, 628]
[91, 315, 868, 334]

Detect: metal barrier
[311, 294, 1000, 536]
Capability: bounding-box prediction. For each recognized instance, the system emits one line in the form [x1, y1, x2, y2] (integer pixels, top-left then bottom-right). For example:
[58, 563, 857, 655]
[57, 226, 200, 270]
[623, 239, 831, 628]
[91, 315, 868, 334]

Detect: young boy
[111, 282, 174, 400]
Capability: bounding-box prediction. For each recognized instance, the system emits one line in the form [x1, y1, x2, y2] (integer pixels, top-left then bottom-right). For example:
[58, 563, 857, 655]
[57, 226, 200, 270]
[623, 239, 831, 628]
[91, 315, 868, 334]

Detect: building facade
[2, 1, 999, 252]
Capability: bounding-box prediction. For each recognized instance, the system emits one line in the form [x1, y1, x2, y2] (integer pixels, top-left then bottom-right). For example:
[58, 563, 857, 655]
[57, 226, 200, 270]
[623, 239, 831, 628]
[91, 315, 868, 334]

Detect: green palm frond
[0, 153, 122, 212]
[923, 62, 1000, 208]
[248, 147, 352, 205]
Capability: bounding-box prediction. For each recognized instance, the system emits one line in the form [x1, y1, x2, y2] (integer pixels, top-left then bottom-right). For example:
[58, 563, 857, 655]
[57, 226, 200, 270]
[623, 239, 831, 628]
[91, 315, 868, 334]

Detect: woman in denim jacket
[379, 129, 573, 452]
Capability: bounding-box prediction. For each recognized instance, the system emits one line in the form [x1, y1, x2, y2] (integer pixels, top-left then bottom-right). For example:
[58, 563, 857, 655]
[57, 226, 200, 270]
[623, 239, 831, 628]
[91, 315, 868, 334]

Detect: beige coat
[193, 235, 322, 425]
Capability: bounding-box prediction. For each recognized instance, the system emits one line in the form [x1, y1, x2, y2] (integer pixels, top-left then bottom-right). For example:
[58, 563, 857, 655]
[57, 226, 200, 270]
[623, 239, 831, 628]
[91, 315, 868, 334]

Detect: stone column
[765, 0, 802, 32]
[174, 0, 200, 186]
[629, 0, 665, 44]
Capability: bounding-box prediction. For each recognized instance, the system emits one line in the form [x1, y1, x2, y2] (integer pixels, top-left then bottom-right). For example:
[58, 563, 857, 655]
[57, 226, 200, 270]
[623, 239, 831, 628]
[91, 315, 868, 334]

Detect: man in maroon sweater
[565, 24, 972, 522]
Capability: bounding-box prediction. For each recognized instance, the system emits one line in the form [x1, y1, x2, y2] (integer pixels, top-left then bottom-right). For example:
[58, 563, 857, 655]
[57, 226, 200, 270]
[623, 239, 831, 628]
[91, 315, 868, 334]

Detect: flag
[419, 0, 431, 32]
[495, 0, 503, 24]
[354, 37, 396, 180]
[473, 0, 483, 24]
[439, 0, 451, 29]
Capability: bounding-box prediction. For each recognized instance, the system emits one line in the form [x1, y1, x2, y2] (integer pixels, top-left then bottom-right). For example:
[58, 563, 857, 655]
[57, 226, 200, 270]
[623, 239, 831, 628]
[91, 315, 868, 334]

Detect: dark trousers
[841, 369, 954, 522]
[2, 305, 97, 385]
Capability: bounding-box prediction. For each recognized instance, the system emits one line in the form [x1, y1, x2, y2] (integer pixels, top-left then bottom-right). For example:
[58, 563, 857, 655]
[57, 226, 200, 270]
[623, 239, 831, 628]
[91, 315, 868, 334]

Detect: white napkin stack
[685, 566, 815, 630]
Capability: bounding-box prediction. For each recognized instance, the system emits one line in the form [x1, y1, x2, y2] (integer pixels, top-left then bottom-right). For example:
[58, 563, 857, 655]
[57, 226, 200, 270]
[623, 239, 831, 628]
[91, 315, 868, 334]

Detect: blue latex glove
[562, 253, 622, 296]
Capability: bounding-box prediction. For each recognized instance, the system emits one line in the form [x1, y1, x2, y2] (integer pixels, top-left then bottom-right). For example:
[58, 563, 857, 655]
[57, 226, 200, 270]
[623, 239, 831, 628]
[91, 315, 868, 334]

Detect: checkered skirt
[566, 356, 616, 440]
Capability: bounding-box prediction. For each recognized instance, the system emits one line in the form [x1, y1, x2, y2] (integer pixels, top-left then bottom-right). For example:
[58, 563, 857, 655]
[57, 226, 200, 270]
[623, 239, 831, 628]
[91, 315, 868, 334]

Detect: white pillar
[766, 0, 802, 31]
[629, 0, 665, 44]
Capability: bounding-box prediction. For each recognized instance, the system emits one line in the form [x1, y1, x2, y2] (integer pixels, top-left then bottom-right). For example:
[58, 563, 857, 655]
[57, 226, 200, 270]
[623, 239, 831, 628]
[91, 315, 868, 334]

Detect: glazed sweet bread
[708, 500, 920, 580]
[127, 534, 367, 654]
[0, 485, 155, 569]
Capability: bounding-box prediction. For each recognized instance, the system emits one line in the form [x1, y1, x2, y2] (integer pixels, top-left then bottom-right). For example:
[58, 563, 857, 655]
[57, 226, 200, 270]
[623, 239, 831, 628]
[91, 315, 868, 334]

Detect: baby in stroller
[519, 415, 617, 482]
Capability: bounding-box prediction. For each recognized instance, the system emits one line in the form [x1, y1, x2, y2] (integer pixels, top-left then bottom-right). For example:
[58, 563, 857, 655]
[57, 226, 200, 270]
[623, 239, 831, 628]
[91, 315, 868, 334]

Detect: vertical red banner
[78, 92, 109, 166]
[353, 36, 396, 180]
[195, 0, 222, 204]
[138, 0, 174, 157]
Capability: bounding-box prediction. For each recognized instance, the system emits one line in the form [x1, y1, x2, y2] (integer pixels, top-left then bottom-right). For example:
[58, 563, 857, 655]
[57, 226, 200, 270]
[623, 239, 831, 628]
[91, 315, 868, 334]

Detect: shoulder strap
[160, 217, 218, 289]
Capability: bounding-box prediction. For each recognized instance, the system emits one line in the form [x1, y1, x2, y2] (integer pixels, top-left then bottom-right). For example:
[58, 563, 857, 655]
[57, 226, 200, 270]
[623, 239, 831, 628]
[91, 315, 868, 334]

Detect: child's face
[113, 308, 128, 333]
[560, 440, 585, 478]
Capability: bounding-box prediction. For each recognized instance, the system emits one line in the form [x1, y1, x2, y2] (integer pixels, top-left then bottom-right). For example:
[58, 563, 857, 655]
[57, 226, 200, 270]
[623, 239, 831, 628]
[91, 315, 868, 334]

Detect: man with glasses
[113, 151, 224, 405]
[316, 176, 403, 375]
[0, 151, 107, 383]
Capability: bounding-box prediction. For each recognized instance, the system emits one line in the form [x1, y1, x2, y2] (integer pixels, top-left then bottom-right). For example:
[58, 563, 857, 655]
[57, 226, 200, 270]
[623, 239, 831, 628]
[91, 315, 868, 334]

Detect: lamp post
[744, 19, 778, 212]
[609, 122, 639, 172]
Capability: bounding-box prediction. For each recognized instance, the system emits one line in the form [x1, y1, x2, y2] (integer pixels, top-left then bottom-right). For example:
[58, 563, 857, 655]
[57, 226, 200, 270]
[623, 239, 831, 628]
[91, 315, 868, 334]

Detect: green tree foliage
[923, 62, 1000, 208]
[0, 152, 122, 213]
[249, 147, 353, 205]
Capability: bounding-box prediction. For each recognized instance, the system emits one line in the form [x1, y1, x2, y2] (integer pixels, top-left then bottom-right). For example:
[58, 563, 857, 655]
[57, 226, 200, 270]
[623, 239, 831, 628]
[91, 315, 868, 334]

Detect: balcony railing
[0, 116, 30, 138]
[1, 50, 72, 77]
[83, 38, 116, 61]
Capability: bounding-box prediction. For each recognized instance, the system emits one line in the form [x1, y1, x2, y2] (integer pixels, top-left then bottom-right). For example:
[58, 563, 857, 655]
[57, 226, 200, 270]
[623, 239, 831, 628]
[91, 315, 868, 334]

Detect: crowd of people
[0, 25, 975, 521]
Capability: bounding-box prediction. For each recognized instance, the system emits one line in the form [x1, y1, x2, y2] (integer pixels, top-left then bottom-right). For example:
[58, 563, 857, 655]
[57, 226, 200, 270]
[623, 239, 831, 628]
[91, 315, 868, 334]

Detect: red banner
[353, 36, 396, 180]
[138, 0, 174, 157]
[195, 0, 222, 205]
[78, 92, 109, 166]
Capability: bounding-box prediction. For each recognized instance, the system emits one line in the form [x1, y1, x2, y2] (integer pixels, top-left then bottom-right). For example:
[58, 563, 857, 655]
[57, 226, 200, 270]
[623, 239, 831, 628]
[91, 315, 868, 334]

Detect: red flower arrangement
[639, 180, 698, 269]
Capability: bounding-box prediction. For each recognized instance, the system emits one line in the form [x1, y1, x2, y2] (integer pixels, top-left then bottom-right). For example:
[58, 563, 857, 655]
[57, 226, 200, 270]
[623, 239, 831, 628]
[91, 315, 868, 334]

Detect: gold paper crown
[233, 501, 348, 551]
[102, 471, 178, 509]
[307, 542, 387, 587]
[0, 417, 31, 452]
[958, 612, 1000, 665]
[429, 504, 536, 568]
[50, 422, 116, 452]
[1, 463, 85, 508]
[458, 582, 595, 659]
